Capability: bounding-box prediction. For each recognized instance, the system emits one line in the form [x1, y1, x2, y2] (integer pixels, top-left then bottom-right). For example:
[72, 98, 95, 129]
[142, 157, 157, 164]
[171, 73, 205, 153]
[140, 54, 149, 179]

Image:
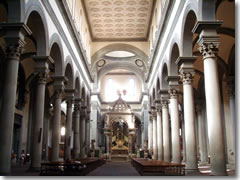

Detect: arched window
[128, 78, 135, 97]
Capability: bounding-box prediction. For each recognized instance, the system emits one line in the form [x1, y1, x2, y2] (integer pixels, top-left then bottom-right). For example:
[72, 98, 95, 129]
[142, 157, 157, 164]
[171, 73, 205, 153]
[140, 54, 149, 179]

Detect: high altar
[104, 94, 136, 162]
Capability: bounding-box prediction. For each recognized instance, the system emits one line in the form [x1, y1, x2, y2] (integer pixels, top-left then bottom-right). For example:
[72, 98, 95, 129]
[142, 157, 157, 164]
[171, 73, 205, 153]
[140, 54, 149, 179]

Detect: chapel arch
[64, 62, 74, 90]
[181, 10, 197, 57]
[169, 43, 180, 76]
[160, 63, 169, 90]
[25, 10, 48, 56]
[49, 34, 64, 76]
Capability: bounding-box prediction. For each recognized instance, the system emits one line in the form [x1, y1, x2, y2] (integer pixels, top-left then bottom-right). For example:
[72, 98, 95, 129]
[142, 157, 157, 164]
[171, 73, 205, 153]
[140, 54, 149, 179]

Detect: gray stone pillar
[155, 102, 163, 160]
[73, 99, 81, 160]
[80, 106, 86, 158]
[226, 77, 235, 165]
[30, 56, 49, 171]
[161, 99, 171, 162]
[0, 23, 31, 175]
[85, 111, 91, 157]
[180, 111, 186, 163]
[176, 57, 198, 173]
[196, 102, 208, 164]
[51, 76, 65, 162]
[90, 102, 99, 147]
[194, 21, 227, 175]
[151, 108, 158, 160]
[148, 114, 153, 157]
[168, 89, 181, 163]
[64, 90, 74, 160]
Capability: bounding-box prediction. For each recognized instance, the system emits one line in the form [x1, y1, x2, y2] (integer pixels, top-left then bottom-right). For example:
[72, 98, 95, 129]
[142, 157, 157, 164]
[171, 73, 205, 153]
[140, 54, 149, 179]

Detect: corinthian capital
[168, 89, 178, 99]
[180, 72, 194, 85]
[6, 42, 24, 59]
[161, 99, 168, 108]
[198, 42, 219, 60]
[36, 71, 49, 84]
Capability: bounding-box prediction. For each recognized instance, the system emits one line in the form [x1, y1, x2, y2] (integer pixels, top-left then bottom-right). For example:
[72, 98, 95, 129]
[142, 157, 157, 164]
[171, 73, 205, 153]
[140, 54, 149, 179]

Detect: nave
[87, 162, 140, 176]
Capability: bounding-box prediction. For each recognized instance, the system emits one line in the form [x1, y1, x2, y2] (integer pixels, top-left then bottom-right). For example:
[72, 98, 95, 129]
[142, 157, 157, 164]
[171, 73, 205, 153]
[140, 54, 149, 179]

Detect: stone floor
[87, 162, 140, 176]
[7, 161, 235, 176]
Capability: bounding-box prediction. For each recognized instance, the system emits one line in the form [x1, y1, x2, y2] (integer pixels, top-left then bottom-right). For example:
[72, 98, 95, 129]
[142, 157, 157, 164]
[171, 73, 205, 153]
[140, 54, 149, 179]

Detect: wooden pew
[40, 161, 84, 176]
[78, 157, 106, 175]
[131, 158, 185, 176]
[40, 158, 105, 176]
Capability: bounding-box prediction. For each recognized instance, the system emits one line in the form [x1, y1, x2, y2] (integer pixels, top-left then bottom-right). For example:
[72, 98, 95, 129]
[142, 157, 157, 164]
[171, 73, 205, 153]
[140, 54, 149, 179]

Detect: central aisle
[87, 161, 140, 176]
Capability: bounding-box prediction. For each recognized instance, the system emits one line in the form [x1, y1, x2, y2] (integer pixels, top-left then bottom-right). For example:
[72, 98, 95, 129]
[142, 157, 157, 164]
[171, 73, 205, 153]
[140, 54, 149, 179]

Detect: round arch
[49, 33, 64, 76]
[64, 61, 74, 89]
[168, 42, 180, 76]
[98, 62, 145, 85]
[25, 1, 49, 56]
[181, 7, 198, 57]
[74, 77, 81, 99]
[91, 43, 148, 67]
[160, 63, 169, 90]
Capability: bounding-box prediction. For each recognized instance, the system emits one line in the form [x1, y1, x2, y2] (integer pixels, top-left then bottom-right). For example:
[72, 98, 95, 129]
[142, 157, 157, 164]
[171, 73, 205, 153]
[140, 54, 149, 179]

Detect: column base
[185, 168, 200, 176]
[210, 170, 228, 176]
[198, 161, 209, 165]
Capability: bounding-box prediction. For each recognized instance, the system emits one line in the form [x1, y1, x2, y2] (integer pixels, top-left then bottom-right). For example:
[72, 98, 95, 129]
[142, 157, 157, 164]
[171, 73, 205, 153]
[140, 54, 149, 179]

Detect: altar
[103, 93, 137, 162]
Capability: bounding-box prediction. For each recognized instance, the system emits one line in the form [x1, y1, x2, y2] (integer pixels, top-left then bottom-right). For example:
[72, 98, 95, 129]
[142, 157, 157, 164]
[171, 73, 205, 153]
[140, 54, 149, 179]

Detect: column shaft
[203, 56, 226, 175]
[152, 116, 158, 160]
[80, 116, 86, 158]
[156, 110, 163, 160]
[148, 118, 153, 157]
[51, 92, 62, 162]
[64, 100, 73, 160]
[169, 91, 181, 163]
[73, 103, 80, 159]
[0, 43, 23, 174]
[30, 74, 47, 170]
[182, 77, 198, 170]
[162, 101, 170, 162]
[196, 106, 208, 164]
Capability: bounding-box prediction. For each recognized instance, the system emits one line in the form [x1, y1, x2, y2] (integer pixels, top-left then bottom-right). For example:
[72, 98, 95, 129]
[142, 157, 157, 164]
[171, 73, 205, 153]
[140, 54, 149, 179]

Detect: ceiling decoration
[82, 0, 154, 41]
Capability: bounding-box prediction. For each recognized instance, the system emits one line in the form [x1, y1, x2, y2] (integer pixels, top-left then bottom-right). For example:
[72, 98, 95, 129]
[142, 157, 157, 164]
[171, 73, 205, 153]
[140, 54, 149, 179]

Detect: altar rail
[40, 158, 105, 176]
[131, 158, 185, 176]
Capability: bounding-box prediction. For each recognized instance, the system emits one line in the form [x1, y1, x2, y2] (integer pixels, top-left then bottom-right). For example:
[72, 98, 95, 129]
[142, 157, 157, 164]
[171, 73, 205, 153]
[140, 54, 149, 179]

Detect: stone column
[141, 124, 145, 149]
[51, 76, 65, 162]
[151, 108, 158, 160]
[196, 101, 208, 164]
[64, 90, 74, 160]
[30, 56, 49, 171]
[73, 99, 81, 160]
[194, 21, 227, 175]
[85, 110, 91, 157]
[161, 98, 171, 162]
[80, 106, 86, 158]
[176, 57, 198, 173]
[168, 89, 181, 163]
[226, 76, 235, 165]
[155, 101, 163, 160]
[0, 24, 31, 175]
[180, 111, 186, 163]
[148, 114, 153, 157]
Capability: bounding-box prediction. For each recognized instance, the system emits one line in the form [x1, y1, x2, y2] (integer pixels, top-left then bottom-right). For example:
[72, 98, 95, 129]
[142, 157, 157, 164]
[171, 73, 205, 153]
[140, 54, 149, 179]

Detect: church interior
[0, 0, 236, 176]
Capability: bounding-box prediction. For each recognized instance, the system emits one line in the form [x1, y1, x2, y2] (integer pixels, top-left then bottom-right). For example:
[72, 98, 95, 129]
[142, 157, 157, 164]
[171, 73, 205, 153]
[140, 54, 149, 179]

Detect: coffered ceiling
[82, 0, 154, 41]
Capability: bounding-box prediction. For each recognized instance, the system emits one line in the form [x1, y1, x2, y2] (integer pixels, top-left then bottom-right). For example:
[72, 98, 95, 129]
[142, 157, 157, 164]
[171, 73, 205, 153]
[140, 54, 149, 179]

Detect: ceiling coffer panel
[83, 0, 154, 41]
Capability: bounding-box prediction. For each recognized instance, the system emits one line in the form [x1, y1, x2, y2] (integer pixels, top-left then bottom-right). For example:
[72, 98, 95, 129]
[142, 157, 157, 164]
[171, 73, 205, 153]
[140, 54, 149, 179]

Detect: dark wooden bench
[131, 158, 185, 176]
[40, 161, 84, 176]
[78, 157, 106, 175]
[40, 158, 105, 176]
